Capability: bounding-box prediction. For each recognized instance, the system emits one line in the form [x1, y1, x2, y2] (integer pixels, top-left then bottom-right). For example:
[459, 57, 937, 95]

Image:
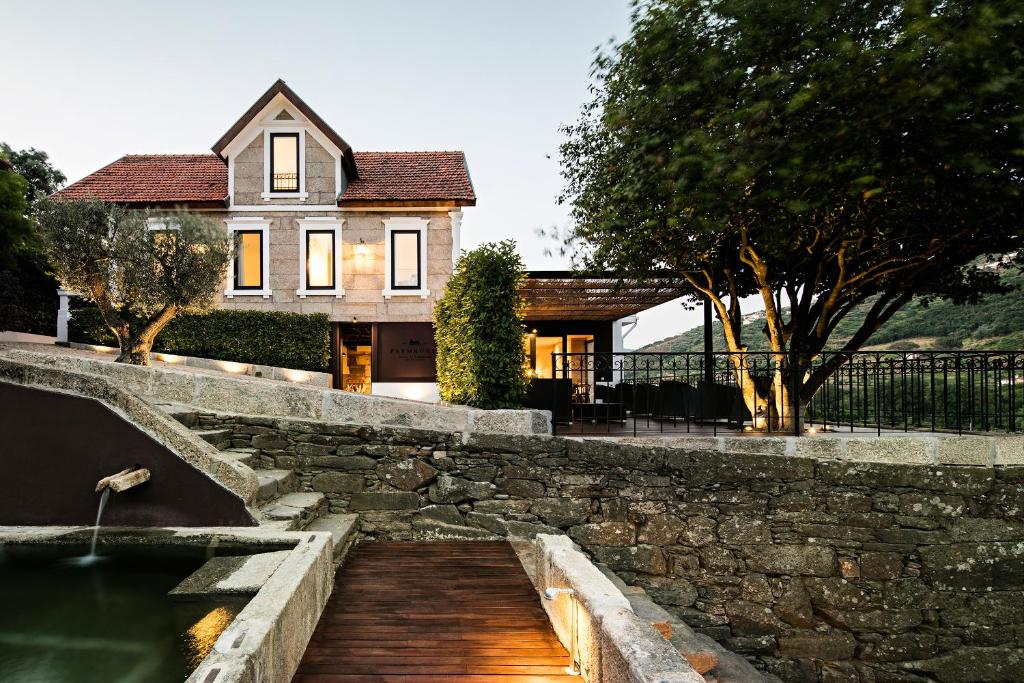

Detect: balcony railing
[272, 173, 298, 192]
[534, 350, 1024, 437]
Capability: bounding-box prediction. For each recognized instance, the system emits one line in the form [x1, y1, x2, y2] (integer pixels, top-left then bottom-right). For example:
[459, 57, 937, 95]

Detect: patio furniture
[526, 378, 573, 423]
[571, 401, 626, 423]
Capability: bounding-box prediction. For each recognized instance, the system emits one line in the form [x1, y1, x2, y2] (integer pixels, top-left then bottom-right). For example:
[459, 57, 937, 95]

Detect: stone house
[54, 80, 476, 400]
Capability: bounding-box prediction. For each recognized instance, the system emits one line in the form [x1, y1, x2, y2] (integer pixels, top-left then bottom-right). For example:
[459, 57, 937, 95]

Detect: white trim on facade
[223, 217, 272, 299]
[296, 217, 345, 299]
[221, 94, 346, 208]
[382, 216, 431, 299]
[448, 210, 463, 267]
[228, 205, 341, 212]
[261, 127, 308, 200]
[339, 206, 457, 213]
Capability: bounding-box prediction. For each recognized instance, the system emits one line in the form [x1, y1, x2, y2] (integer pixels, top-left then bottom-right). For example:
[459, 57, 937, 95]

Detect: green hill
[639, 270, 1024, 354]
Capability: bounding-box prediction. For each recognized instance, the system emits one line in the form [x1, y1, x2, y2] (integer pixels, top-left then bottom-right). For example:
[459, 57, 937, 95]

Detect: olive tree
[38, 199, 231, 365]
[560, 0, 1024, 429]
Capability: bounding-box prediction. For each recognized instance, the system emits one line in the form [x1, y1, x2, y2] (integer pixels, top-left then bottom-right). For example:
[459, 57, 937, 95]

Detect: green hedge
[434, 241, 529, 409]
[69, 307, 331, 372]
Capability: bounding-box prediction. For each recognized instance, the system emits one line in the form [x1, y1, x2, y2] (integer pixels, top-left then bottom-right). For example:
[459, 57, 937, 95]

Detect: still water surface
[0, 546, 244, 682]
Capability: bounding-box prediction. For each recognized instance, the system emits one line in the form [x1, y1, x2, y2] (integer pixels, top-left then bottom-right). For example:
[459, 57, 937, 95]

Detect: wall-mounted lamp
[543, 587, 580, 676]
[354, 238, 368, 258]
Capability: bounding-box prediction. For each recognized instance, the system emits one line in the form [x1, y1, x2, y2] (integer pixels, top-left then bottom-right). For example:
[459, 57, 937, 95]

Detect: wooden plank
[293, 540, 573, 682]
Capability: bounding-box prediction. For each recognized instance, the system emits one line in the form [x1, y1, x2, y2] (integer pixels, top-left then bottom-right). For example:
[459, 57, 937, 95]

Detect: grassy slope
[640, 270, 1024, 354]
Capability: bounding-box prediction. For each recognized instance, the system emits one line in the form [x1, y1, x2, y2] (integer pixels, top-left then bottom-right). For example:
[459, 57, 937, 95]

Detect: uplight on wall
[543, 587, 581, 676]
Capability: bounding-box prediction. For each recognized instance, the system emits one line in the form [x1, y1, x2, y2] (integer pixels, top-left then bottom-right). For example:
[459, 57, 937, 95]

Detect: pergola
[520, 271, 692, 322]
[520, 270, 716, 382]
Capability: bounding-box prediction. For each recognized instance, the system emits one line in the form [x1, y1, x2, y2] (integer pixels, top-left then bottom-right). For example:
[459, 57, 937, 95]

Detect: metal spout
[95, 467, 151, 493]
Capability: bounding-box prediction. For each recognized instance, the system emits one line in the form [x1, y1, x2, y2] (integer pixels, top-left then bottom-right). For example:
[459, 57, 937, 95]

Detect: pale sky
[1, 0, 711, 347]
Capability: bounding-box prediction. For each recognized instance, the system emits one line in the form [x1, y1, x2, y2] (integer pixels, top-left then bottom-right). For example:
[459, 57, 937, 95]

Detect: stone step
[305, 513, 359, 563]
[258, 492, 327, 531]
[193, 428, 232, 449]
[166, 409, 199, 429]
[219, 448, 261, 469]
[255, 469, 298, 503]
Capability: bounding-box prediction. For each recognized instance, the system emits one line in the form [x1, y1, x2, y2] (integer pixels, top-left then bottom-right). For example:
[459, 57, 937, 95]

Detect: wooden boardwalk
[293, 540, 577, 683]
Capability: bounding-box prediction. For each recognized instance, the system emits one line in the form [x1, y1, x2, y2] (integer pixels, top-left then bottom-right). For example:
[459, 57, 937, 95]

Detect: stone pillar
[611, 315, 638, 384]
[56, 289, 74, 344]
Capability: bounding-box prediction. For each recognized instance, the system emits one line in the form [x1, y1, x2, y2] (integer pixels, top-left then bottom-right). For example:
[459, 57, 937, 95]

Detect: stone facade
[211, 209, 453, 321]
[217, 130, 456, 322]
[191, 409, 1024, 683]
[233, 132, 339, 206]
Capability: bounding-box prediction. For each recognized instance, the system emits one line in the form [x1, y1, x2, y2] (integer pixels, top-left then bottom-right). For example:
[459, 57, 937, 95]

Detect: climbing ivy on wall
[434, 241, 529, 409]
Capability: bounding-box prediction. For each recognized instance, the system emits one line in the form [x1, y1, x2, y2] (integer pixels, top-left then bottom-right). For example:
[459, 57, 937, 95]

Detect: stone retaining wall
[1, 348, 550, 435]
[191, 409, 1024, 683]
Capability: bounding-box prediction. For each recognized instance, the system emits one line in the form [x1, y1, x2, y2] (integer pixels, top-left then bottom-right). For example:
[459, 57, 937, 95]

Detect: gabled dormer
[211, 79, 359, 208]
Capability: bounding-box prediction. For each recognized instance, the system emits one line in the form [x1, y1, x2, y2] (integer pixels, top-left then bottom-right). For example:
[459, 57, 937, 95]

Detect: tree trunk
[116, 339, 155, 366]
[114, 304, 179, 366]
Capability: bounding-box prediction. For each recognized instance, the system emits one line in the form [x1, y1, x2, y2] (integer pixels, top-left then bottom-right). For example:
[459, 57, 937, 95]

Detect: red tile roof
[54, 154, 229, 205]
[54, 151, 475, 206]
[341, 151, 475, 205]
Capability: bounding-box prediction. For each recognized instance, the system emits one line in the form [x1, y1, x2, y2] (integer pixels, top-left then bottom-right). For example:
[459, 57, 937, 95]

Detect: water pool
[0, 545, 247, 683]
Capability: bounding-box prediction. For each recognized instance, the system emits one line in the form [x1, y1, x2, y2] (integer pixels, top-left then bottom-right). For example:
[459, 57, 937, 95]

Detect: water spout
[71, 467, 150, 567]
[95, 467, 151, 493]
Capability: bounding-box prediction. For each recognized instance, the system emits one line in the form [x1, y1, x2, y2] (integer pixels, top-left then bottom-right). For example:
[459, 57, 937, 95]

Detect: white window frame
[297, 218, 345, 298]
[261, 128, 308, 200]
[383, 217, 430, 299]
[146, 217, 178, 232]
[224, 217, 272, 298]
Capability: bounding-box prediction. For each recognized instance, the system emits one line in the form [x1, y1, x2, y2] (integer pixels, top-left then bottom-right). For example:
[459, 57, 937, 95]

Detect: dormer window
[270, 133, 300, 192]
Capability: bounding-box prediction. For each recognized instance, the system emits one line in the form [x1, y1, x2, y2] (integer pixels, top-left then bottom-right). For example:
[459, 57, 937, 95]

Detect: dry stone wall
[191, 410, 1024, 683]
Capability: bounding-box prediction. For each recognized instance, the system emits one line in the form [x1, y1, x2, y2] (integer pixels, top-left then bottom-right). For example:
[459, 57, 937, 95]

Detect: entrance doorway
[332, 323, 372, 393]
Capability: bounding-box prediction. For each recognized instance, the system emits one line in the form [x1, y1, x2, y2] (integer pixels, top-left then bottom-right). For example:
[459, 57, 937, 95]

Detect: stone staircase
[174, 415, 357, 562]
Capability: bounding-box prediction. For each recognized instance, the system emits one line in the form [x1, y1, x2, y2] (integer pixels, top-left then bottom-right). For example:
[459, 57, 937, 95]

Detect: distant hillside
[639, 270, 1024, 354]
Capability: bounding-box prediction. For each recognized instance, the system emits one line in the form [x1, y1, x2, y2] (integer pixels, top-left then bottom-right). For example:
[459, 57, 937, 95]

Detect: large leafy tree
[1, 144, 66, 211]
[0, 157, 33, 267]
[560, 0, 1024, 428]
[0, 143, 66, 334]
[435, 241, 529, 409]
[38, 200, 232, 365]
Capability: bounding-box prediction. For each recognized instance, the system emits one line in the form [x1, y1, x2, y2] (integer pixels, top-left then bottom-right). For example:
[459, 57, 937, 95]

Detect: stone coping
[0, 348, 551, 436]
[521, 534, 703, 683]
[610, 431, 1024, 467]
[69, 341, 332, 387]
[0, 355, 259, 506]
[0, 525, 334, 683]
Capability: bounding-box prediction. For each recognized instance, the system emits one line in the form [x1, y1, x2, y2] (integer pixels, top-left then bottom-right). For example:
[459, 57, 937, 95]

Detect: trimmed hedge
[69, 307, 331, 372]
[434, 241, 529, 409]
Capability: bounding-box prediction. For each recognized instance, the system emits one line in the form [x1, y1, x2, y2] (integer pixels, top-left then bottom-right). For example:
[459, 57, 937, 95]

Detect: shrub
[434, 241, 528, 409]
[69, 307, 330, 372]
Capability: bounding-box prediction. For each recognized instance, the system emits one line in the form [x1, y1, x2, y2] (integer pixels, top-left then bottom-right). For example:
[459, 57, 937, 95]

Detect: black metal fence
[534, 350, 1024, 437]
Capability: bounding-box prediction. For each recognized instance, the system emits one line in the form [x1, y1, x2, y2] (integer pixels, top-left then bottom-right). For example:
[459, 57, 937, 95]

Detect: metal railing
[538, 350, 1024, 437]
[272, 173, 298, 191]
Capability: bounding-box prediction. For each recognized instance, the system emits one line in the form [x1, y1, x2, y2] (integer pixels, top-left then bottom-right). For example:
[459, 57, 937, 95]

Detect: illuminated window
[306, 230, 335, 289]
[383, 217, 428, 297]
[297, 219, 343, 297]
[270, 133, 299, 192]
[391, 231, 420, 289]
[234, 231, 263, 289]
[533, 337, 563, 378]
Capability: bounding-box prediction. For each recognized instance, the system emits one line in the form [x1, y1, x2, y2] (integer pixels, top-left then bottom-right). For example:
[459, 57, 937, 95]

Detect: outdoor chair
[525, 378, 573, 423]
